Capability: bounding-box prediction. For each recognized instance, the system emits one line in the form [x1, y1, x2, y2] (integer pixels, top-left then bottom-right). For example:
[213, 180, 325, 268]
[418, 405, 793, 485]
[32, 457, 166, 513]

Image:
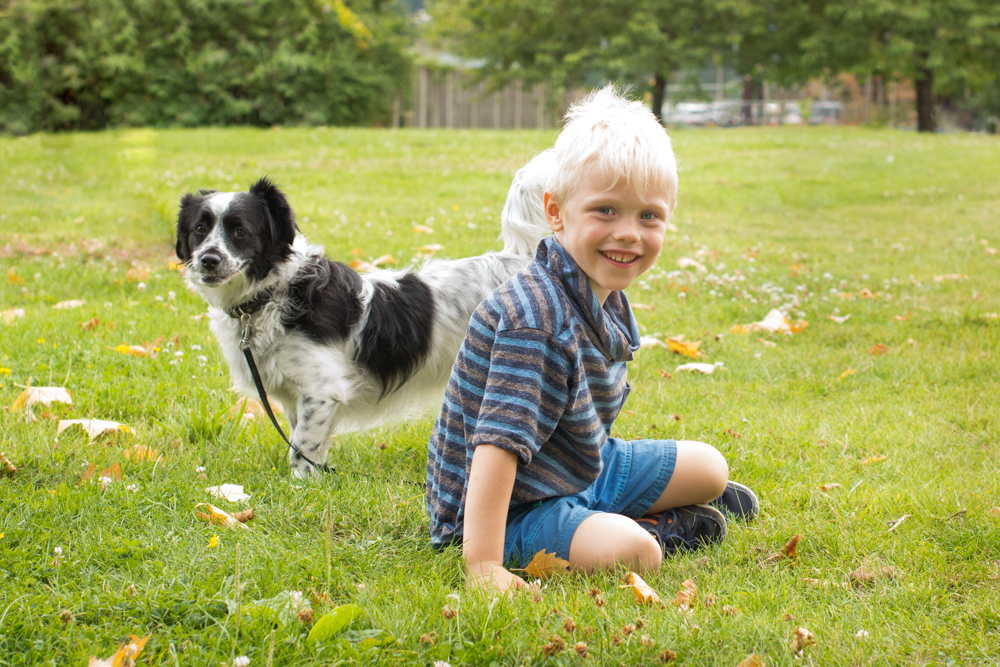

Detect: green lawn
[1, 125, 998, 666]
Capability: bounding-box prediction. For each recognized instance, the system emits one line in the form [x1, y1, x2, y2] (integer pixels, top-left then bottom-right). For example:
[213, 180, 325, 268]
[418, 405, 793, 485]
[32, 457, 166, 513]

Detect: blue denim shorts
[503, 437, 677, 568]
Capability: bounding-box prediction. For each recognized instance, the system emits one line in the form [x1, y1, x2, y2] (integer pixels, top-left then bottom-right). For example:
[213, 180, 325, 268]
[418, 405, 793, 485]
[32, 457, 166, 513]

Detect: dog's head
[176, 177, 298, 290]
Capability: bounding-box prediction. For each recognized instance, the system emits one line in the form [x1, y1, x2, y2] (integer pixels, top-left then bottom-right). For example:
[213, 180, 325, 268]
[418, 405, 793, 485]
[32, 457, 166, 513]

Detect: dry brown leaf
[2, 307, 26, 323]
[867, 343, 889, 356]
[829, 314, 852, 324]
[640, 335, 666, 349]
[621, 571, 661, 605]
[991, 507, 1000, 516]
[672, 579, 698, 608]
[80, 317, 100, 330]
[416, 244, 444, 255]
[765, 535, 802, 563]
[932, 274, 967, 282]
[523, 549, 571, 579]
[115, 344, 149, 357]
[195, 503, 249, 530]
[985, 247, 998, 256]
[666, 337, 703, 359]
[1, 452, 16, 478]
[412, 224, 435, 234]
[736, 654, 761, 667]
[11, 386, 73, 414]
[6, 267, 24, 285]
[722, 605, 739, 616]
[740, 309, 808, 334]
[819, 483, 841, 492]
[676, 361, 725, 374]
[58, 419, 132, 440]
[79, 462, 122, 487]
[792, 626, 815, 652]
[125, 266, 149, 282]
[88, 634, 150, 667]
[838, 368, 856, 380]
[631, 303, 654, 311]
[658, 369, 673, 379]
[849, 564, 897, 586]
[862, 455, 887, 465]
[234, 508, 254, 523]
[730, 324, 749, 335]
[542, 635, 565, 656]
[575, 642, 588, 657]
[756, 337, 777, 348]
[370, 253, 397, 266]
[123, 445, 161, 463]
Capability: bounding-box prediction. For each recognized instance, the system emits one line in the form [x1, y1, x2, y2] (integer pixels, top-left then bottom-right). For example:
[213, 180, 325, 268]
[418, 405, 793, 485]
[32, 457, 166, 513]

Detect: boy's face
[545, 166, 671, 304]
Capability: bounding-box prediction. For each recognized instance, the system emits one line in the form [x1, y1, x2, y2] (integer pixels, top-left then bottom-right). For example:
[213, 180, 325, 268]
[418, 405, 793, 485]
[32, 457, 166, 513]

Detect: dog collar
[227, 288, 275, 320]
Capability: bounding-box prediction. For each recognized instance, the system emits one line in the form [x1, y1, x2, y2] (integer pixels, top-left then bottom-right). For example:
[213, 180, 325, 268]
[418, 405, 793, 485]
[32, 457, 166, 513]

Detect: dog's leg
[288, 395, 339, 478]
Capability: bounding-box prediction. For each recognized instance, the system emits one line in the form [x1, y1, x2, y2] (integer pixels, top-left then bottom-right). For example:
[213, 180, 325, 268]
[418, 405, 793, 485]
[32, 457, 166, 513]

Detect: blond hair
[547, 85, 678, 212]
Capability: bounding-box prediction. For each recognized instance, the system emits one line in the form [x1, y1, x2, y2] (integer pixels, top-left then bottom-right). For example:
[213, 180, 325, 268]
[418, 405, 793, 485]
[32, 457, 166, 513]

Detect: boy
[426, 87, 757, 592]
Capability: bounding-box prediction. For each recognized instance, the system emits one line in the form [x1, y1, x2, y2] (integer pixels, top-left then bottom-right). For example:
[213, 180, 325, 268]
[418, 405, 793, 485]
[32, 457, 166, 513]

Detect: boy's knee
[705, 446, 729, 499]
[622, 530, 662, 572]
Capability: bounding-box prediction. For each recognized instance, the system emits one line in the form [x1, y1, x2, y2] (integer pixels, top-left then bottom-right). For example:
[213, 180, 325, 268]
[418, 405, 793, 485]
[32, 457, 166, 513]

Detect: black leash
[232, 298, 425, 488]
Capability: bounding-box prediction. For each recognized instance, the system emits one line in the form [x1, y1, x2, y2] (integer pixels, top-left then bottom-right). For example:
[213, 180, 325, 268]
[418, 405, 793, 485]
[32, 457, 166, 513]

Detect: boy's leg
[647, 440, 728, 514]
[568, 512, 662, 574]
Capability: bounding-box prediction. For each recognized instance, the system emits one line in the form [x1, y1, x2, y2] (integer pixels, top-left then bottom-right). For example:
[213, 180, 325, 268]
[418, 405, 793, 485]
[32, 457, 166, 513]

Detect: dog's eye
[234, 228, 247, 238]
[194, 224, 207, 234]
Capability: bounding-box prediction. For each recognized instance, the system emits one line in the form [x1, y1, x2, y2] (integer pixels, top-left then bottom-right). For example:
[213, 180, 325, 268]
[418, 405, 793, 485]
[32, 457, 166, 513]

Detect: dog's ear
[250, 176, 298, 248]
[175, 192, 202, 261]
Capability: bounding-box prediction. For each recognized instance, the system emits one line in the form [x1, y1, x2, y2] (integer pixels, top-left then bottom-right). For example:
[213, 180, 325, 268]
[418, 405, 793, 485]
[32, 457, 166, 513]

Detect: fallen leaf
[1, 452, 16, 478]
[126, 266, 149, 282]
[828, 314, 851, 324]
[523, 549, 571, 579]
[672, 579, 697, 608]
[819, 483, 841, 492]
[657, 369, 673, 379]
[53, 299, 85, 310]
[542, 635, 565, 656]
[621, 571, 661, 605]
[2, 307, 26, 323]
[115, 344, 149, 357]
[370, 253, 397, 267]
[640, 335, 666, 349]
[575, 642, 589, 657]
[667, 337, 703, 358]
[206, 484, 251, 503]
[792, 626, 815, 652]
[736, 654, 761, 667]
[990, 507, 1000, 516]
[986, 247, 998, 256]
[123, 445, 161, 463]
[740, 309, 807, 334]
[729, 324, 749, 335]
[678, 257, 707, 273]
[932, 274, 967, 282]
[57, 419, 132, 440]
[722, 605, 739, 616]
[79, 462, 122, 487]
[234, 508, 254, 523]
[838, 368, 856, 380]
[849, 564, 897, 586]
[859, 288, 877, 298]
[756, 337, 777, 348]
[11, 386, 73, 413]
[862, 455, 886, 465]
[6, 267, 25, 285]
[867, 343, 889, 356]
[416, 244, 444, 254]
[195, 503, 249, 530]
[167, 260, 183, 271]
[87, 634, 150, 667]
[676, 362, 725, 374]
[894, 312, 912, 322]
[80, 317, 100, 330]
[412, 224, 435, 234]
[631, 303, 654, 311]
[765, 535, 802, 563]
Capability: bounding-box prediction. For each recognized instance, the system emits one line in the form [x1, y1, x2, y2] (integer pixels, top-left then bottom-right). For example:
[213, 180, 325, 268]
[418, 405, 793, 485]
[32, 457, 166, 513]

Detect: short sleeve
[468, 328, 570, 464]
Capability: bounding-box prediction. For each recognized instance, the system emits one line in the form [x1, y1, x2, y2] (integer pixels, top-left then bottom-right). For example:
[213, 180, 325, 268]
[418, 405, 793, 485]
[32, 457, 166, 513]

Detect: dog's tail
[499, 149, 554, 257]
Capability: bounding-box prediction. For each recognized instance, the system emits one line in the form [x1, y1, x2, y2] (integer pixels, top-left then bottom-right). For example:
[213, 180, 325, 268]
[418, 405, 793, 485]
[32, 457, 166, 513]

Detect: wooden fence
[400, 67, 587, 129]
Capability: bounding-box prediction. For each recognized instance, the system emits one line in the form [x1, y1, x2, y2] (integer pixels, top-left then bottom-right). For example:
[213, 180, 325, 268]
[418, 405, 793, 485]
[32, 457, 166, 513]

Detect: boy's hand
[466, 559, 526, 593]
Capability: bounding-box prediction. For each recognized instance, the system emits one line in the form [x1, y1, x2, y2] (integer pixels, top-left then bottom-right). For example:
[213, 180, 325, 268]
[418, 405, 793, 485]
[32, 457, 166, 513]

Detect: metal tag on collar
[238, 310, 252, 350]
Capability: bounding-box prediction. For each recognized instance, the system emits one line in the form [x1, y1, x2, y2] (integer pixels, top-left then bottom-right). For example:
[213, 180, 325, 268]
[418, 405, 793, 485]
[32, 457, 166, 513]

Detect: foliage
[0, 0, 413, 134]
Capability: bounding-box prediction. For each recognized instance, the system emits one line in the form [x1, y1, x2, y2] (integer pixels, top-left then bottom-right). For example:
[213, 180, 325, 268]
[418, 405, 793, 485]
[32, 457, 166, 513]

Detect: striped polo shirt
[426, 235, 641, 547]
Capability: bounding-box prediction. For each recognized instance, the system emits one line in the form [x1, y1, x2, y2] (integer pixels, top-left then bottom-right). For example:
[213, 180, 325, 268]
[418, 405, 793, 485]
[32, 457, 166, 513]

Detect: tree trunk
[915, 67, 934, 132]
[742, 75, 754, 125]
[651, 73, 667, 124]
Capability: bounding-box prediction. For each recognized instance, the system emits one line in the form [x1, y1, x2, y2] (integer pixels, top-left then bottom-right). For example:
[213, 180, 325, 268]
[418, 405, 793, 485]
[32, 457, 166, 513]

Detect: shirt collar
[536, 236, 640, 362]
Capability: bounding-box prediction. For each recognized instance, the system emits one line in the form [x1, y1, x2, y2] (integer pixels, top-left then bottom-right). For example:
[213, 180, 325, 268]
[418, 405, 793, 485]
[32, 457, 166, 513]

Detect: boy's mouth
[600, 250, 640, 267]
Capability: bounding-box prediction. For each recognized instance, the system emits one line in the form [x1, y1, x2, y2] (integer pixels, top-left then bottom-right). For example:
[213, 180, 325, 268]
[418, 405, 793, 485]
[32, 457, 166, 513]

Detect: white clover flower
[233, 656, 250, 667]
[137, 282, 147, 291]
[53, 547, 63, 556]
[195, 466, 206, 473]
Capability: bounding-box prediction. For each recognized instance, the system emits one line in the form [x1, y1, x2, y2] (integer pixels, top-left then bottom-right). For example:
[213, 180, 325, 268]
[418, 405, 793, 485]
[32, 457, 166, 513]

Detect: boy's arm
[463, 444, 526, 592]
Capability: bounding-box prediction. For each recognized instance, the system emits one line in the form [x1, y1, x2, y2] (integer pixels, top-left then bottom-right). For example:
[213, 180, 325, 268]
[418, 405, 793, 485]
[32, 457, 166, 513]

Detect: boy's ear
[544, 192, 564, 233]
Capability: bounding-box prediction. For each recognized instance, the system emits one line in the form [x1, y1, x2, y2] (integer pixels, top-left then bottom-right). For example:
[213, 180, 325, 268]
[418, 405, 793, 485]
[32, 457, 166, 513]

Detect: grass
[1, 124, 999, 666]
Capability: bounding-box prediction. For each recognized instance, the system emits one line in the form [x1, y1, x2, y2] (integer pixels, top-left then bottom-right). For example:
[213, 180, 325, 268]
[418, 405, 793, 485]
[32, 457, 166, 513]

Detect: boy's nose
[613, 216, 642, 242]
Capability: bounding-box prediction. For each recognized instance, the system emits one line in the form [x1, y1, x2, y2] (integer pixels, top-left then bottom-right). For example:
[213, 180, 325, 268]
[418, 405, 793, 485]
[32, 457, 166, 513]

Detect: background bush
[0, 0, 412, 134]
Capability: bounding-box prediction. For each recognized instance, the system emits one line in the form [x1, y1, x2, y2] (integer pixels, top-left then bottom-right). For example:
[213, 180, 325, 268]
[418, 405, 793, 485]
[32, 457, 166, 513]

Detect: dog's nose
[200, 251, 222, 270]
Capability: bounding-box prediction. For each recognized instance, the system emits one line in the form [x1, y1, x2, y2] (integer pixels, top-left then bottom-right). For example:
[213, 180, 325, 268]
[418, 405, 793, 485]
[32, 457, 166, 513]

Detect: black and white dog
[176, 154, 552, 477]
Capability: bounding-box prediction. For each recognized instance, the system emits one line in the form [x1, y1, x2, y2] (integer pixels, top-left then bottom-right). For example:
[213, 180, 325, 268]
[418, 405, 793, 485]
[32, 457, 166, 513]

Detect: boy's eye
[598, 207, 614, 215]
[640, 212, 657, 220]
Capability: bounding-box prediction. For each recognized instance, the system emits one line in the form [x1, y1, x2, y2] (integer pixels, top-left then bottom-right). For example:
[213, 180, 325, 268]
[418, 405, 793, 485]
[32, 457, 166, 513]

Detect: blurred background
[2, 0, 998, 135]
